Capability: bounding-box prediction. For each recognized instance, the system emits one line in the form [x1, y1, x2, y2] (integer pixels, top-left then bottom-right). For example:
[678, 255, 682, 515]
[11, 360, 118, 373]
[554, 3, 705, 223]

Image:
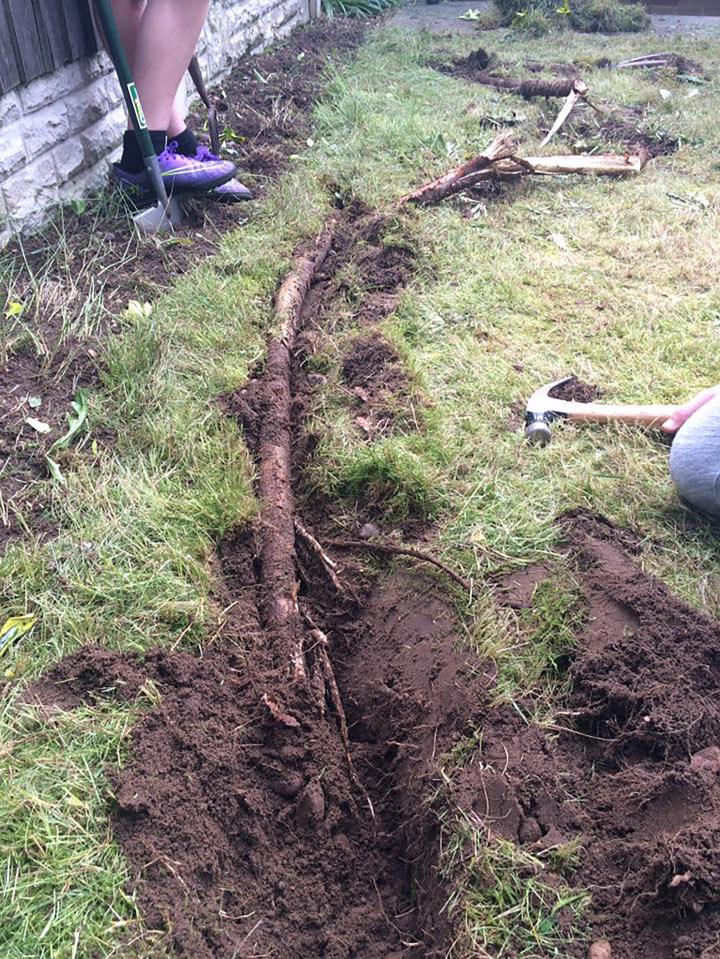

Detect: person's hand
[662, 385, 720, 433]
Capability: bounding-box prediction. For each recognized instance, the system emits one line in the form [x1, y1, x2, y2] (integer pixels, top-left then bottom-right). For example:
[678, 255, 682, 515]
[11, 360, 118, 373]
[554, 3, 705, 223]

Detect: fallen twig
[324, 538, 472, 593]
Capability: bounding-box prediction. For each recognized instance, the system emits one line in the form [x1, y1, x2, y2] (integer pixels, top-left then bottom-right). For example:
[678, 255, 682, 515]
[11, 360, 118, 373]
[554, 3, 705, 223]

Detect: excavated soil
[548, 374, 601, 404]
[473, 512, 720, 959]
[224, 202, 420, 530]
[31, 537, 489, 959]
[0, 20, 362, 549]
[342, 331, 418, 438]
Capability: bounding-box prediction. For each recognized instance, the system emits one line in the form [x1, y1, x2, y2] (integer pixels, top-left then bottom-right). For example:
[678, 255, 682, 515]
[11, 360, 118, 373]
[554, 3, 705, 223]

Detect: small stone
[269, 772, 304, 799]
[295, 780, 325, 830]
[518, 816, 542, 844]
[690, 746, 720, 773]
[359, 522, 380, 540]
[588, 941, 612, 959]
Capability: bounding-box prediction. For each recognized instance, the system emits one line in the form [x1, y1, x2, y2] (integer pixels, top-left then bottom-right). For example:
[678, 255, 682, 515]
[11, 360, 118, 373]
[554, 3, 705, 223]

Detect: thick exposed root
[258, 217, 337, 681]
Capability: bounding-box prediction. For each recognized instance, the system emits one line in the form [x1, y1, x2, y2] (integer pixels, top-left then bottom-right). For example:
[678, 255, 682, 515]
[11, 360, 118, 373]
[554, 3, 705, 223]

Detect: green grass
[442, 815, 589, 958]
[2, 19, 720, 959]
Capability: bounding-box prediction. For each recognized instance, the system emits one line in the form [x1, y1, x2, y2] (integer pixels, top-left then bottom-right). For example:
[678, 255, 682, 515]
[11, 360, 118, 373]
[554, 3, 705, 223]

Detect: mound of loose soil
[0, 20, 363, 550]
[459, 512, 720, 959]
[342, 331, 418, 438]
[548, 374, 601, 404]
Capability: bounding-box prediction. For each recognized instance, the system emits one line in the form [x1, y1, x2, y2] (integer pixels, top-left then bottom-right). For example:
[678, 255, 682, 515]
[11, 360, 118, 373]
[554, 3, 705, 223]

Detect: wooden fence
[0, 0, 97, 95]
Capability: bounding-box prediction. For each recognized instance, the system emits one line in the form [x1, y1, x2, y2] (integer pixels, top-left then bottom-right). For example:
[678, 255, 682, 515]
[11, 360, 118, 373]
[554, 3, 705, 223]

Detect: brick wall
[0, 0, 310, 246]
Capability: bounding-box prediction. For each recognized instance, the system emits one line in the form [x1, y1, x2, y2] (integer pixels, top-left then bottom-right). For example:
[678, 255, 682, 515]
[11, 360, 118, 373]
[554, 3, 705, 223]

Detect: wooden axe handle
[562, 402, 678, 427]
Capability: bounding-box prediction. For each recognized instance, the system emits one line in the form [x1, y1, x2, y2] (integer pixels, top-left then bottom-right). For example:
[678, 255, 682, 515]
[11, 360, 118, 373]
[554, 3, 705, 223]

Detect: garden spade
[92, 0, 184, 235]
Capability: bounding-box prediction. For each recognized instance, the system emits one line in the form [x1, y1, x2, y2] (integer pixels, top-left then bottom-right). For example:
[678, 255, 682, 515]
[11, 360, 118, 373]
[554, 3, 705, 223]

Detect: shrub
[569, 0, 650, 33]
[322, 0, 398, 17]
[492, 0, 649, 33]
[512, 8, 552, 35]
[493, 0, 556, 20]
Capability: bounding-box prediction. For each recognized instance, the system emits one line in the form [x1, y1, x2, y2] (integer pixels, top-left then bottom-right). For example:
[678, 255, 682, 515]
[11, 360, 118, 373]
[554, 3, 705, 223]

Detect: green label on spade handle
[127, 83, 147, 129]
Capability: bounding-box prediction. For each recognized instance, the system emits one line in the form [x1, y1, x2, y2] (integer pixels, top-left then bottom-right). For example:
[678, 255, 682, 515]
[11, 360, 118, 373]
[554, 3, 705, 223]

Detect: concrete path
[388, 0, 720, 37]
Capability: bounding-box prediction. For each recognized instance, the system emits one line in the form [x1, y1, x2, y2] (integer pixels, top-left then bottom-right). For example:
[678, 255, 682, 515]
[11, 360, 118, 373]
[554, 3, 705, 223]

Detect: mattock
[524, 375, 678, 447]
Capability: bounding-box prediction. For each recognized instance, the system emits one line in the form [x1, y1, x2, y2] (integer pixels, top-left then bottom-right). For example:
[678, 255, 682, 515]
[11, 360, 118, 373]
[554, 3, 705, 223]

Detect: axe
[525, 375, 678, 446]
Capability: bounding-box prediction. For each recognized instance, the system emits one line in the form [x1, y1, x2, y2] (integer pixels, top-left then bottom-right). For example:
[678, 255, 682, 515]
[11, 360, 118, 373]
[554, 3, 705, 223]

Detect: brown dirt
[224, 202, 419, 528]
[563, 104, 683, 160]
[20, 197, 475, 958]
[0, 20, 363, 550]
[456, 512, 720, 959]
[548, 374, 601, 404]
[342, 331, 419, 438]
[31, 539, 489, 959]
[215, 21, 362, 181]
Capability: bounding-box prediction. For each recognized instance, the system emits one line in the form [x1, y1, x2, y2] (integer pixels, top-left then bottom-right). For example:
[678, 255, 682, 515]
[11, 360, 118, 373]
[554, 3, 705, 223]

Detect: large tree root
[258, 217, 337, 682]
[475, 72, 580, 99]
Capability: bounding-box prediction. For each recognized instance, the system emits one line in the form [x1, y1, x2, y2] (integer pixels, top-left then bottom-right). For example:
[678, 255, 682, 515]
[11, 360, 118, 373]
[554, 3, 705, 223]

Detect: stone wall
[0, 0, 310, 246]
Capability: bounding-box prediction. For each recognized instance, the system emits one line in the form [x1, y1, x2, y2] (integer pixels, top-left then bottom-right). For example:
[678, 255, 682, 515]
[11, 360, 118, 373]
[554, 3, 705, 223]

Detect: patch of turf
[442, 814, 590, 958]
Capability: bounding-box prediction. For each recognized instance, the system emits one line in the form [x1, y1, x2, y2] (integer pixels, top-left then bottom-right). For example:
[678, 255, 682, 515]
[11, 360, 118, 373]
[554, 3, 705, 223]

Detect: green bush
[493, 0, 556, 19]
[492, 0, 649, 33]
[512, 8, 552, 35]
[322, 0, 398, 17]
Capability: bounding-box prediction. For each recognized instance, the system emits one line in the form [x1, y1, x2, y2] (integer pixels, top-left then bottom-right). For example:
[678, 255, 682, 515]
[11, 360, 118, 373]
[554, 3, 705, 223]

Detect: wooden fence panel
[0, 1, 22, 91]
[0, 0, 97, 96]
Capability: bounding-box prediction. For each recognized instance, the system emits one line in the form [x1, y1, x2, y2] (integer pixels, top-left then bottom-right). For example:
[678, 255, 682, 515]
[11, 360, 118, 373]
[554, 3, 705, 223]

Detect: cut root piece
[541, 80, 589, 147]
[397, 132, 518, 207]
[401, 130, 648, 207]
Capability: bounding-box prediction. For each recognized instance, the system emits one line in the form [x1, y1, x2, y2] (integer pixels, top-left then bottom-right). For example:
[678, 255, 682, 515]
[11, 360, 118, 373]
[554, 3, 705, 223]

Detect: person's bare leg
[108, 0, 187, 134]
[131, 0, 210, 131]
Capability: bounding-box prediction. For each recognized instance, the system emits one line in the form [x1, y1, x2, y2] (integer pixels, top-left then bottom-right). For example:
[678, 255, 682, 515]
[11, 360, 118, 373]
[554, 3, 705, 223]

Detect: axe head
[524, 375, 574, 446]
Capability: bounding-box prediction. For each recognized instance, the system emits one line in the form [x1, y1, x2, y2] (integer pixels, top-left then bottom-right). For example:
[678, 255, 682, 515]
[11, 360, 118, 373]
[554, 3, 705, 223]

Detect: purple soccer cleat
[113, 141, 237, 197]
[194, 144, 253, 202]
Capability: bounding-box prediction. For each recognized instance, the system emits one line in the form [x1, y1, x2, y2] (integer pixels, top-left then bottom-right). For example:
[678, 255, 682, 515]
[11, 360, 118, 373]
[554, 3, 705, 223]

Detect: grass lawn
[2, 16, 720, 959]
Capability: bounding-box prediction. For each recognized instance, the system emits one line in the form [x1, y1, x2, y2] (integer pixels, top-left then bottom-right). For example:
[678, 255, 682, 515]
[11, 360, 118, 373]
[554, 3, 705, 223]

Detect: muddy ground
[0, 20, 361, 551]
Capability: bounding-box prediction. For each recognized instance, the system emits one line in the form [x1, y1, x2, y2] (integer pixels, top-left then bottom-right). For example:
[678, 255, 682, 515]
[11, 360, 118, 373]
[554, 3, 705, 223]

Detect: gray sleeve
[669, 394, 720, 519]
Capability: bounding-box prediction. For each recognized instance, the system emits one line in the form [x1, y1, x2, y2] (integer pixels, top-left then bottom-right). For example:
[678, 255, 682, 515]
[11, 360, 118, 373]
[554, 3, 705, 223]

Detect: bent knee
[670, 437, 720, 518]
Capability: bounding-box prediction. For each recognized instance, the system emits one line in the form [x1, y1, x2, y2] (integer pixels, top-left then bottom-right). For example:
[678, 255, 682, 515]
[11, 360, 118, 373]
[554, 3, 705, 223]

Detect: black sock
[119, 130, 167, 173]
[170, 127, 198, 157]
